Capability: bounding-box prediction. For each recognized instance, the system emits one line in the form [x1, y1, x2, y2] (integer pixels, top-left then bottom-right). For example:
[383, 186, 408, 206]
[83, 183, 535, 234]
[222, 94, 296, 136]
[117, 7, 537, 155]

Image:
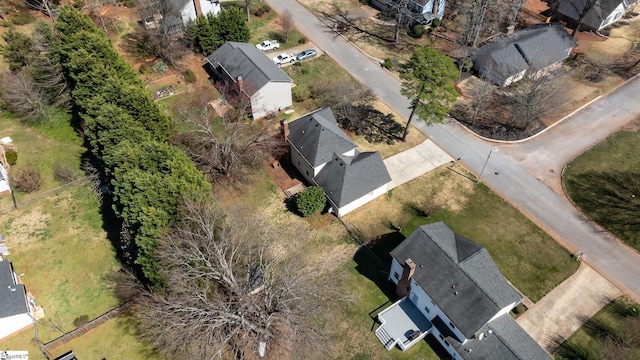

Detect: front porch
[375, 297, 432, 351]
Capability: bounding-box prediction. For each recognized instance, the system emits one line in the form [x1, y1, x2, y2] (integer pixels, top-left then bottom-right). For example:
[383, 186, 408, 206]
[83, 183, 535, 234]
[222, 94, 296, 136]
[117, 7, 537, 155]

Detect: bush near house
[296, 186, 326, 217]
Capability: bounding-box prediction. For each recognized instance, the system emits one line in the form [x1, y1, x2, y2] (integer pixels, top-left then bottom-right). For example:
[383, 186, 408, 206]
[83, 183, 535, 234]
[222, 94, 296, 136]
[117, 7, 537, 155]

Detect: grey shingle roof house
[472, 23, 576, 86]
[557, 0, 639, 31]
[206, 42, 293, 119]
[376, 222, 552, 359]
[287, 108, 391, 217]
[0, 258, 34, 340]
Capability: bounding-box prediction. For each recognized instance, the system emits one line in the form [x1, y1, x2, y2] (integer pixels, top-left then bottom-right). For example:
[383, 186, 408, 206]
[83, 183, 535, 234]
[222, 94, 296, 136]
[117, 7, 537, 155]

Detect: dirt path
[516, 263, 622, 352]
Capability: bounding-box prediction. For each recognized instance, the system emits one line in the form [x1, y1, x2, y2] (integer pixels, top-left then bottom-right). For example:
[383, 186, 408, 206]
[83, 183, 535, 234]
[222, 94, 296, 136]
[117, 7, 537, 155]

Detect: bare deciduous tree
[1, 70, 53, 123]
[174, 87, 274, 182]
[505, 69, 566, 129]
[281, 10, 294, 43]
[120, 198, 337, 359]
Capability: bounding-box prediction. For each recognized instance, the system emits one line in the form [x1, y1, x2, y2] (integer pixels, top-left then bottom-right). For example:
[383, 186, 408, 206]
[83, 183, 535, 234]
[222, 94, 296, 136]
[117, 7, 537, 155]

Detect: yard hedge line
[54, 6, 210, 284]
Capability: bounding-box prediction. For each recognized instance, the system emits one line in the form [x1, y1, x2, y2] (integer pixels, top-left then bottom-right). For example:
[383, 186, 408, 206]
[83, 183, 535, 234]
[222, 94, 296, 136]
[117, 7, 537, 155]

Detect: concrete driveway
[384, 140, 453, 189]
[517, 263, 622, 352]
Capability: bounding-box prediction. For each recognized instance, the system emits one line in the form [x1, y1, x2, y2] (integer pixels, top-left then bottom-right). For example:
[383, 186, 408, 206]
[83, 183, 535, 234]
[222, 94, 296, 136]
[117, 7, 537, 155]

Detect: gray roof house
[376, 222, 552, 359]
[287, 108, 391, 217]
[557, 0, 639, 31]
[0, 257, 34, 340]
[206, 42, 293, 119]
[472, 23, 576, 86]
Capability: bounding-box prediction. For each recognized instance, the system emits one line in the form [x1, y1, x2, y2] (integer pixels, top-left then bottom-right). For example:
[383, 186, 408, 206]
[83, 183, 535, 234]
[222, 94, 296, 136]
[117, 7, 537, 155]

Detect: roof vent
[454, 291, 458, 295]
[452, 285, 456, 289]
[488, 329, 493, 334]
[479, 332, 485, 341]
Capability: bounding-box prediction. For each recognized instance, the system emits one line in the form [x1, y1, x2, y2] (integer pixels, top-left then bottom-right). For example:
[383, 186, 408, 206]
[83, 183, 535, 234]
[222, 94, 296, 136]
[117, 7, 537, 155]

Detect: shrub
[296, 186, 326, 217]
[183, 69, 197, 83]
[411, 25, 426, 38]
[11, 12, 35, 26]
[12, 166, 42, 193]
[73, 314, 89, 327]
[431, 18, 442, 27]
[458, 57, 473, 72]
[138, 64, 151, 74]
[298, 38, 307, 44]
[381, 58, 393, 69]
[53, 161, 78, 183]
[5, 150, 17, 166]
[254, 8, 264, 17]
[262, 5, 271, 12]
[151, 61, 168, 74]
[292, 86, 310, 102]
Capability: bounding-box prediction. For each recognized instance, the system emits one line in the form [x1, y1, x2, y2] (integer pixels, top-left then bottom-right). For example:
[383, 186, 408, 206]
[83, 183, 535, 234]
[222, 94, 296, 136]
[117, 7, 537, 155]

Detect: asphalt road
[267, 0, 640, 302]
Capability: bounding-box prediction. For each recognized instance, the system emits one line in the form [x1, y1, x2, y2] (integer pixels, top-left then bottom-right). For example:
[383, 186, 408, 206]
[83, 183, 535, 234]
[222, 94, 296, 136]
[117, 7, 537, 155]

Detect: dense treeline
[53, 6, 210, 283]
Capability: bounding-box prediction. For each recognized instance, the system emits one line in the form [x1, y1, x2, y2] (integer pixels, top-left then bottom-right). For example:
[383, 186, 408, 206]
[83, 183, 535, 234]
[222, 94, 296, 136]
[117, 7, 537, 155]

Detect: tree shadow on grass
[353, 231, 406, 299]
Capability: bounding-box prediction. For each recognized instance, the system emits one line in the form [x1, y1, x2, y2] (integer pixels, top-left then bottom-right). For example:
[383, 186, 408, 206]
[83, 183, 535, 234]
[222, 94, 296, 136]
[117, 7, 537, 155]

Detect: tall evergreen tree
[399, 47, 458, 141]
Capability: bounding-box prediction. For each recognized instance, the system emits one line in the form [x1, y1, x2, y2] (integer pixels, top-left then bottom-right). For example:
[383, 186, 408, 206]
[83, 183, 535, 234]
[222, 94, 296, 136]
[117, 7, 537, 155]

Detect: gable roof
[558, 0, 630, 29]
[390, 222, 522, 338]
[206, 42, 292, 96]
[315, 151, 391, 207]
[450, 313, 553, 360]
[474, 23, 575, 79]
[287, 108, 357, 167]
[0, 260, 29, 318]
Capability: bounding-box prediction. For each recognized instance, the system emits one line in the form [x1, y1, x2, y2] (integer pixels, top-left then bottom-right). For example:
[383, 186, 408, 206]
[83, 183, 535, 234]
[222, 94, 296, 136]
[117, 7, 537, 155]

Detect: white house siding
[488, 300, 520, 323]
[251, 82, 292, 119]
[180, 2, 197, 25]
[600, 3, 626, 29]
[199, 0, 221, 17]
[334, 183, 388, 217]
[0, 314, 33, 340]
[289, 145, 316, 184]
[388, 258, 468, 344]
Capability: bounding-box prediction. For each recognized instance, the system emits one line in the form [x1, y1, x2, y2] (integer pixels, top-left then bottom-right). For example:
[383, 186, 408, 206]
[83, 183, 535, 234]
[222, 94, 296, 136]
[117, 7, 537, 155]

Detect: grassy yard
[0, 112, 151, 358]
[343, 164, 578, 302]
[554, 296, 640, 360]
[563, 119, 640, 252]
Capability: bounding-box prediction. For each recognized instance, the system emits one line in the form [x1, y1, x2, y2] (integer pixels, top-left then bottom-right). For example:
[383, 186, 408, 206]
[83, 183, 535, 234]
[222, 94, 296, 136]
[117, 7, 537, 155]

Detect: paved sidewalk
[516, 263, 622, 352]
[384, 140, 453, 189]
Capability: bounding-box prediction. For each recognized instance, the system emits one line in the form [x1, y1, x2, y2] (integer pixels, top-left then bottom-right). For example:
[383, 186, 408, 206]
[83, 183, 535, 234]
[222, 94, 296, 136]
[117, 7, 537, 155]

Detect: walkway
[384, 140, 453, 189]
[516, 263, 622, 352]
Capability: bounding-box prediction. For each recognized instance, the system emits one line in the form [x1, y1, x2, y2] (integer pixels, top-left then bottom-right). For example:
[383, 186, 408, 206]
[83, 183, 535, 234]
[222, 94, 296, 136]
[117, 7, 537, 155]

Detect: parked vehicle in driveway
[296, 49, 318, 61]
[256, 40, 280, 51]
[272, 53, 296, 65]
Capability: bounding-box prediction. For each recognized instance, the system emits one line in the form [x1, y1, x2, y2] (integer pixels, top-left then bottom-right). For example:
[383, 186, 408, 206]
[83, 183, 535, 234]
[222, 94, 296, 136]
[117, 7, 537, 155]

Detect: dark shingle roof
[314, 151, 391, 207]
[450, 313, 552, 360]
[0, 260, 29, 318]
[206, 42, 292, 96]
[287, 108, 356, 167]
[558, 0, 627, 30]
[390, 222, 522, 338]
[474, 23, 575, 79]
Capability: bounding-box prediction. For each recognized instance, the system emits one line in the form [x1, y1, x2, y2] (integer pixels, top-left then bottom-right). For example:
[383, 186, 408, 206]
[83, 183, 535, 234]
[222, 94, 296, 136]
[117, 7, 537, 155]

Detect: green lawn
[554, 296, 640, 360]
[563, 124, 640, 252]
[0, 112, 151, 358]
[344, 166, 578, 302]
[326, 255, 440, 360]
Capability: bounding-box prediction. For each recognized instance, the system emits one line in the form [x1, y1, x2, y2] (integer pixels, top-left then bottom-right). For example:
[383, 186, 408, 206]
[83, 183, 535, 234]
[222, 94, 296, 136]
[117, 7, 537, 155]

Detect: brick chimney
[236, 76, 244, 91]
[281, 119, 289, 141]
[396, 258, 416, 298]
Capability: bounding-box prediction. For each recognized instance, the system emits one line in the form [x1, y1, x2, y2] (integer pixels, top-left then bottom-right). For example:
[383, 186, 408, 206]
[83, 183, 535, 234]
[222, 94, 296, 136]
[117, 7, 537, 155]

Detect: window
[393, 272, 400, 280]
[424, 306, 430, 313]
[439, 334, 444, 340]
[449, 321, 455, 329]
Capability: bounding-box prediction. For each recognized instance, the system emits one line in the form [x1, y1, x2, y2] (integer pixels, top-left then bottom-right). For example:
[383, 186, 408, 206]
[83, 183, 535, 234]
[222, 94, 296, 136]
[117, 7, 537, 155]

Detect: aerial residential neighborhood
[0, 0, 639, 358]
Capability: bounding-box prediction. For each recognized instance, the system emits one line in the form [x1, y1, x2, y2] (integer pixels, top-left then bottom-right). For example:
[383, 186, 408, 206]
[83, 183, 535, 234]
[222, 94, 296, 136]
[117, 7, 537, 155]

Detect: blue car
[296, 49, 318, 61]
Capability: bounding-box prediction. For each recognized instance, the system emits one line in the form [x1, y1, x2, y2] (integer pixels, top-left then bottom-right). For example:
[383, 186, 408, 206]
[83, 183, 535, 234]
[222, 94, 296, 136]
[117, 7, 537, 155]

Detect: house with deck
[376, 222, 552, 359]
[207, 42, 293, 119]
[472, 23, 575, 86]
[286, 108, 391, 217]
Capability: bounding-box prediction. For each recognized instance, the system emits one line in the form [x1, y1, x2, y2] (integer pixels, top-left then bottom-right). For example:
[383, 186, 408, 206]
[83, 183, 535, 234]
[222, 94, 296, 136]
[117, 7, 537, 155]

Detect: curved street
[266, 0, 640, 302]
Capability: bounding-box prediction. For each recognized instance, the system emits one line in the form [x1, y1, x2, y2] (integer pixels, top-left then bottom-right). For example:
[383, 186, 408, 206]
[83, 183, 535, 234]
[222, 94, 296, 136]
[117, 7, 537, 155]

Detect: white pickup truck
[272, 53, 296, 65]
[256, 40, 280, 51]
